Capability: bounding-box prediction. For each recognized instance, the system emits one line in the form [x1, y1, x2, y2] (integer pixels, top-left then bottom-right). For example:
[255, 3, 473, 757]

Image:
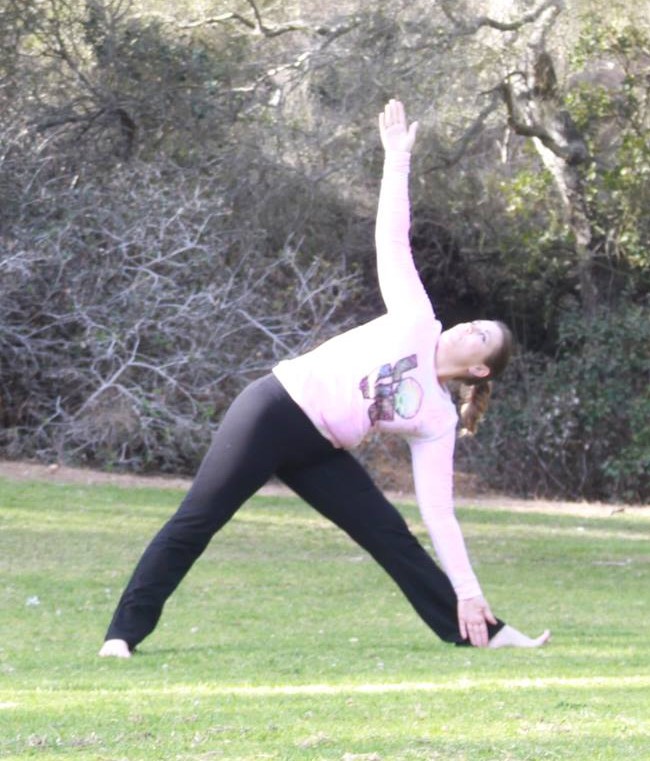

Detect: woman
[100, 100, 549, 658]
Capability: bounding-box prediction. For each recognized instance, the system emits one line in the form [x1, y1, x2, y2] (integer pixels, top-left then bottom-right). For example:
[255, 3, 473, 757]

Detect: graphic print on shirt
[359, 354, 423, 425]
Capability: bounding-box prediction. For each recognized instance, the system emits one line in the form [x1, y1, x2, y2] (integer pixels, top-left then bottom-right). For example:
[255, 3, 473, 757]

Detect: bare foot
[99, 639, 131, 658]
[488, 625, 551, 649]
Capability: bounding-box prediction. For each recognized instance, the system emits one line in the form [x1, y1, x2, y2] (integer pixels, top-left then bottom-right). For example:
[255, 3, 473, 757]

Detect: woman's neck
[435, 345, 463, 385]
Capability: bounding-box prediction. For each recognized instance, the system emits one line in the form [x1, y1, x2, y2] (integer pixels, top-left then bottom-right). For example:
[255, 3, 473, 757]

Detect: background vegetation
[1, 0, 649, 502]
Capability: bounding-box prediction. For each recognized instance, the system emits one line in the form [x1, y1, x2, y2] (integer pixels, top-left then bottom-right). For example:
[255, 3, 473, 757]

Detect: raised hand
[379, 98, 419, 153]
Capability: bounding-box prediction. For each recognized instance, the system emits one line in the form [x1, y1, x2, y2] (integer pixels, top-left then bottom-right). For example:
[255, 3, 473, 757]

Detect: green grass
[1, 476, 649, 760]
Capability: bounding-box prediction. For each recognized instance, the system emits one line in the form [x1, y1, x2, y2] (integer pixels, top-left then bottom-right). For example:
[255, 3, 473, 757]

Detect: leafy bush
[459, 304, 650, 503]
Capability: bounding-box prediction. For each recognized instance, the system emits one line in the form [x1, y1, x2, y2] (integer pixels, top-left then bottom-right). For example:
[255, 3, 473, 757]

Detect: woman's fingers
[468, 621, 488, 648]
[383, 99, 405, 129]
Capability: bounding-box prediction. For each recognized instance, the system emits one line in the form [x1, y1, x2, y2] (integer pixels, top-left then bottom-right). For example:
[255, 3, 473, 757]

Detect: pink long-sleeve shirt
[273, 150, 481, 600]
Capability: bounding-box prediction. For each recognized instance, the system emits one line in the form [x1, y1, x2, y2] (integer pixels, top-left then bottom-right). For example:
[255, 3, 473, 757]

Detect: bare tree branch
[439, 0, 564, 35]
[431, 88, 504, 169]
[179, 0, 332, 38]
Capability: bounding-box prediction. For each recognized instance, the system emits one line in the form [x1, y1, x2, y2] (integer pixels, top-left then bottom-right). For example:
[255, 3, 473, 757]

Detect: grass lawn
[0, 475, 649, 760]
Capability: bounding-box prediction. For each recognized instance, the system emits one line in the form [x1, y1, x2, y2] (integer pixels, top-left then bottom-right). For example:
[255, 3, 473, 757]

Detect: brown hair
[458, 320, 513, 436]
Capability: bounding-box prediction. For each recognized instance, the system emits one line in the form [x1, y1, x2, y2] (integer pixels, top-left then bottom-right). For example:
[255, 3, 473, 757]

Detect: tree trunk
[501, 51, 598, 316]
[531, 139, 597, 315]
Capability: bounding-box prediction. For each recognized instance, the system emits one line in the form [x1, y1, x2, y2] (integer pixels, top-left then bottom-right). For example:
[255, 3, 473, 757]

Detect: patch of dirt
[0, 459, 194, 491]
[0, 459, 646, 519]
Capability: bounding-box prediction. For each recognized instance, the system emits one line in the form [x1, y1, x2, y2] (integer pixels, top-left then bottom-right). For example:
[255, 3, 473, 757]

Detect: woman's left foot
[99, 639, 132, 658]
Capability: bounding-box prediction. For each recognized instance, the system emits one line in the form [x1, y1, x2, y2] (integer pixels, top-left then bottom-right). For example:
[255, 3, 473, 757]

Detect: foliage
[568, 19, 650, 272]
[0, 0, 649, 499]
[0, 0, 360, 473]
[441, 13, 650, 341]
[1, 476, 650, 758]
[461, 303, 650, 503]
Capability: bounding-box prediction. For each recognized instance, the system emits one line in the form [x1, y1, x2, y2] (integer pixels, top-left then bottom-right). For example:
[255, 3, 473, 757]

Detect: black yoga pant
[105, 374, 504, 649]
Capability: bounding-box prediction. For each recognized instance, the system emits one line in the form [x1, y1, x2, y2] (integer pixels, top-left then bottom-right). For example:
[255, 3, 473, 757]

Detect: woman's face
[439, 320, 503, 374]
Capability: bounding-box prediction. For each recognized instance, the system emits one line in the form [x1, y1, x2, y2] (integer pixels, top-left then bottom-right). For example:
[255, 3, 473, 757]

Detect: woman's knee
[156, 506, 229, 550]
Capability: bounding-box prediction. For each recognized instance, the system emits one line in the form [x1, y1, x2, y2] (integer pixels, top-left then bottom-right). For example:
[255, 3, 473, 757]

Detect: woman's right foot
[99, 639, 132, 658]
[488, 625, 551, 649]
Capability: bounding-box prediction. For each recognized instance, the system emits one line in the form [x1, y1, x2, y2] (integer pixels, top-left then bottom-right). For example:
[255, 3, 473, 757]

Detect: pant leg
[105, 374, 329, 649]
[279, 448, 504, 645]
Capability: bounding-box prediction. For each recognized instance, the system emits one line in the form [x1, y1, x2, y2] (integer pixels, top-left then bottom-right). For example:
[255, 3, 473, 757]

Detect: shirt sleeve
[408, 433, 483, 600]
[375, 151, 432, 316]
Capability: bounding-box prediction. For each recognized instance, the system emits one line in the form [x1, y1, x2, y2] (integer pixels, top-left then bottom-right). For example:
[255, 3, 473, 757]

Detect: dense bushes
[459, 304, 650, 503]
[0, 156, 356, 472]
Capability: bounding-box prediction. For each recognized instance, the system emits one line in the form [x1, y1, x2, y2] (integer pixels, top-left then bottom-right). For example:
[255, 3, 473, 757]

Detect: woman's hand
[458, 595, 498, 648]
[379, 98, 418, 153]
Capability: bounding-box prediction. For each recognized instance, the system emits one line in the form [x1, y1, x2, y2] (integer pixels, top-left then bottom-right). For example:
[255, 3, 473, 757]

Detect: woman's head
[436, 319, 513, 436]
[437, 319, 513, 384]
[465, 319, 512, 385]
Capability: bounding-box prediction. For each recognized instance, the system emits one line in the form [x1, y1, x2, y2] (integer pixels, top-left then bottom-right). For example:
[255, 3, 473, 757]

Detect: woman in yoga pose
[100, 99, 549, 658]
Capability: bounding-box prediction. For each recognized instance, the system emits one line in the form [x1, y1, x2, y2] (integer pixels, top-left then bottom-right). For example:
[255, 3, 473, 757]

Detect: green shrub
[460, 303, 650, 503]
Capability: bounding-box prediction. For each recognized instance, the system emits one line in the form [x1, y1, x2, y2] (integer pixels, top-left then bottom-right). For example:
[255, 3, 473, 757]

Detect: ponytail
[458, 380, 492, 437]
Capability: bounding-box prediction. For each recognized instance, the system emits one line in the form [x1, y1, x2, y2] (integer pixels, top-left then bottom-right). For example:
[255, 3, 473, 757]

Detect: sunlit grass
[1, 476, 649, 759]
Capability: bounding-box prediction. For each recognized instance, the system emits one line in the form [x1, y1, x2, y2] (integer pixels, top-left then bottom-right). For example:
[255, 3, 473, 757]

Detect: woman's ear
[468, 363, 490, 379]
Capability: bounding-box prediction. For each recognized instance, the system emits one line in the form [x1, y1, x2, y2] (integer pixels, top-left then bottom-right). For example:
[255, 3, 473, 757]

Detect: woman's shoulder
[387, 302, 440, 340]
